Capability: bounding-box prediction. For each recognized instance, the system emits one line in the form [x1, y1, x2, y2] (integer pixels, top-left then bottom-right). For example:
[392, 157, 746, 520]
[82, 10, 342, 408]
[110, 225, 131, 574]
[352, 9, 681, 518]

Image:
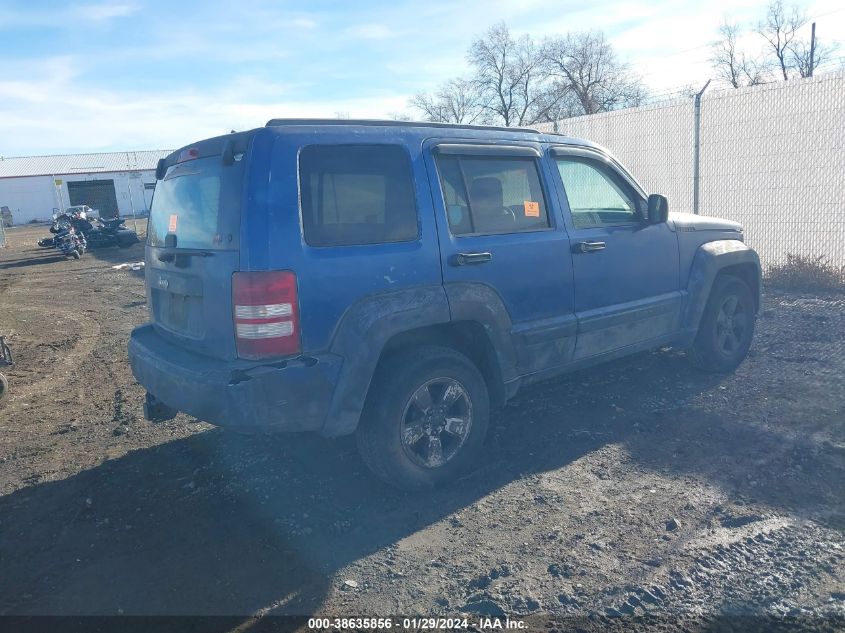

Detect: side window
[555, 157, 641, 228]
[299, 145, 418, 246]
[435, 155, 550, 236]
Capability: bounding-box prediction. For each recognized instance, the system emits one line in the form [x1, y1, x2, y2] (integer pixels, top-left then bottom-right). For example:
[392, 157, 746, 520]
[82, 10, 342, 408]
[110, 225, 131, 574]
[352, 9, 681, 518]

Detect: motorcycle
[38, 210, 139, 250]
[83, 216, 139, 249]
[37, 212, 72, 248]
[54, 224, 86, 259]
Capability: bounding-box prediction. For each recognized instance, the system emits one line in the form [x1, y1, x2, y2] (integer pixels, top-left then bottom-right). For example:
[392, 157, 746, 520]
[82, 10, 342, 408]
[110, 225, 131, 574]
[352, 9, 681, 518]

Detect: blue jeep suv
[129, 120, 760, 490]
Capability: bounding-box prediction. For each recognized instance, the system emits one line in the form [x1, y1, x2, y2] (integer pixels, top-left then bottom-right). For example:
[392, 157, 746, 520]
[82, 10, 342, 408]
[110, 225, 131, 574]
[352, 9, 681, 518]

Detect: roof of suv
[265, 118, 540, 133]
[263, 118, 594, 149]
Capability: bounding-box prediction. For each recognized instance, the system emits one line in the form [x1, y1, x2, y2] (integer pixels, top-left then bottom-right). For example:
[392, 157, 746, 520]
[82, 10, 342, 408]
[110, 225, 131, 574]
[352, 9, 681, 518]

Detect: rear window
[148, 156, 236, 249]
[299, 145, 418, 247]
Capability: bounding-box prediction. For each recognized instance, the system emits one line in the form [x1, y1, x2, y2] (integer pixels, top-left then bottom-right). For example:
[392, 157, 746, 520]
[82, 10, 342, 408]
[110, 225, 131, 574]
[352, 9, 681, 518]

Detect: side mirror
[647, 194, 669, 224]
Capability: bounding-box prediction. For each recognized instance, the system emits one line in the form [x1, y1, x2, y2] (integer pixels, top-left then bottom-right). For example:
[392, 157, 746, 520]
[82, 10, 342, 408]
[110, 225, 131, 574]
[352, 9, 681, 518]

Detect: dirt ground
[1, 222, 844, 630]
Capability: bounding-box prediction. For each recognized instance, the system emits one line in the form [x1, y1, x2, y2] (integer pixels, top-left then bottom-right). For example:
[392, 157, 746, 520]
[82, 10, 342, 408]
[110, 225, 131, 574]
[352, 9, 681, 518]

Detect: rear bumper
[129, 324, 342, 432]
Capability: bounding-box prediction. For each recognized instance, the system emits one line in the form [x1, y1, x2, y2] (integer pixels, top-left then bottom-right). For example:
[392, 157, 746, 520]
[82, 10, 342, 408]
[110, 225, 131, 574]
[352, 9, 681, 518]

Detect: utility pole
[127, 179, 139, 234]
[809, 22, 816, 77]
[693, 79, 711, 215]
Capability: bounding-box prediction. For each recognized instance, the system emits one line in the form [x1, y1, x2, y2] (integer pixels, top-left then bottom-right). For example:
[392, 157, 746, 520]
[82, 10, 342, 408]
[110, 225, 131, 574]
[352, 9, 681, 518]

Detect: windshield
[148, 156, 232, 249]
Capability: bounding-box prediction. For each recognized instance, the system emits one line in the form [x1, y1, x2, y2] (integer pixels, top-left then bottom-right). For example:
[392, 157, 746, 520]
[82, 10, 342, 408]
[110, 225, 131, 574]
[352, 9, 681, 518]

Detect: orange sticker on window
[524, 201, 540, 217]
[168, 214, 178, 232]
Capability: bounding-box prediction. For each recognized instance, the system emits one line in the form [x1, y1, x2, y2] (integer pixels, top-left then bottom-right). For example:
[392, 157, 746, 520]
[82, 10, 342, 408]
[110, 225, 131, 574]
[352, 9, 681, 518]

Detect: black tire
[70, 249, 81, 260]
[0, 373, 7, 401]
[688, 275, 756, 373]
[117, 231, 139, 248]
[356, 346, 490, 491]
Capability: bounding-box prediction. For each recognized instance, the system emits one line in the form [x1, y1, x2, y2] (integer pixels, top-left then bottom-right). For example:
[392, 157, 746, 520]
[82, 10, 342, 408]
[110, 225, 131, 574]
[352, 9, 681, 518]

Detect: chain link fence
[537, 71, 845, 281]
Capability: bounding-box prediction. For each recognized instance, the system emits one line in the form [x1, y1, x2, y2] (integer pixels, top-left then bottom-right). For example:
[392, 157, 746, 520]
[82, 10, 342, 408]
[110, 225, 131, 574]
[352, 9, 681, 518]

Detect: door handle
[451, 252, 493, 266]
[574, 241, 606, 254]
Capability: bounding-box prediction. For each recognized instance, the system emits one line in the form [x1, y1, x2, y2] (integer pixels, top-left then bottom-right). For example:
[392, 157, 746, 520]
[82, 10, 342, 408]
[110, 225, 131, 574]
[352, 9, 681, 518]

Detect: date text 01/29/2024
[307, 617, 527, 630]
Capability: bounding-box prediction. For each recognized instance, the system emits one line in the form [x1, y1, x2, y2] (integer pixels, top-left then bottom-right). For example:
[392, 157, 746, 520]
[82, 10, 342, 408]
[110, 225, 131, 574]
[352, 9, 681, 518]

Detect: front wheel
[356, 346, 490, 490]
[70, 249, 81, 260]
[0, 372, 7, 401]
[688, 275, 756, 372]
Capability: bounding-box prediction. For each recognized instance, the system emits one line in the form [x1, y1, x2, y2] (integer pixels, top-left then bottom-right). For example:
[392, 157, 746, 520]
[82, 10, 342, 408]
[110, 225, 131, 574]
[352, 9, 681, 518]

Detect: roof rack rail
[264, 118, 541, 134]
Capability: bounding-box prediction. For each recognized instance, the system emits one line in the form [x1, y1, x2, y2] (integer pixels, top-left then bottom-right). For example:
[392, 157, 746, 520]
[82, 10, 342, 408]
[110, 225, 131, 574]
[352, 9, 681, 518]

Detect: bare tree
[788, 35, 838, 78]
[409, 78, 486, 124]
[712, 21, 744, 88]
[757, 0, 805, 80]
[466, 23, 556, 126]
[532, 87, 583, 125]
[411, 23, 646, 128]
[542, 31, 646, 115]
[711, 20, 771, 87]
[740, 55, 771, 86]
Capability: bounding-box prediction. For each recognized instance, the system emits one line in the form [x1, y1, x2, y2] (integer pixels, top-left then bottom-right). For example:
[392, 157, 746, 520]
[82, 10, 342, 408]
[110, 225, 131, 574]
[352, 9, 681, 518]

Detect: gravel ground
[0, 222, 843, 631]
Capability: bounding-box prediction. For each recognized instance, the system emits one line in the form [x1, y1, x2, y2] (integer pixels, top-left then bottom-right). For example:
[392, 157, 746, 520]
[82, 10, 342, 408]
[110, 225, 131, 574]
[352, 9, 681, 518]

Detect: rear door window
[435, 155, 550, 236]
[299, 145, 418, 247]
[148, 156, 239, 249]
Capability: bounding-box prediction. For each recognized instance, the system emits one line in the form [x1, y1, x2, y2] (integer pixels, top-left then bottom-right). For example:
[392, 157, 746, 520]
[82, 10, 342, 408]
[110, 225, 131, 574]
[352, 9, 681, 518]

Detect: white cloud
[289, 17, 318, 30]
[72, 2, 140, 21]
[345, 23, 397, 40]
[2, 0, 842, 155]
[0, 62, 411, 155]
[0, 2, 140, 28]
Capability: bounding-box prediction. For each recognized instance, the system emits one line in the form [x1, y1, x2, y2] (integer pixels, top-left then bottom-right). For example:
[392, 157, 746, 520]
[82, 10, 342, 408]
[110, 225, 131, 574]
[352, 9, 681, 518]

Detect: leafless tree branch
[711, 19, 772, 87]
[757, 0, 806, 80]
[542, 31, 646, 115]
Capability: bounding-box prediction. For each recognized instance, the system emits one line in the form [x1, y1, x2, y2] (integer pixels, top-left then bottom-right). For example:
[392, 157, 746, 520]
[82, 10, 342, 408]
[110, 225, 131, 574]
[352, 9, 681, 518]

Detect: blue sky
[0, 0, 842, 156]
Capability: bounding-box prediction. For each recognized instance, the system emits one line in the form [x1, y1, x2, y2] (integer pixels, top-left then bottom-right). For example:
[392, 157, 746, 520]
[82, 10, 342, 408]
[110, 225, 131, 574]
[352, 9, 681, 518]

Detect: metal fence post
[693, 79, 711, 215]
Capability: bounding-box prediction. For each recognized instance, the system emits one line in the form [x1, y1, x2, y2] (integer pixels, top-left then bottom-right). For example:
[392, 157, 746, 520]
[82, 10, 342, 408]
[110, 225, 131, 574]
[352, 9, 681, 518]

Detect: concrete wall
[538, 71, 845, 266]
[0, 170, 156, 224]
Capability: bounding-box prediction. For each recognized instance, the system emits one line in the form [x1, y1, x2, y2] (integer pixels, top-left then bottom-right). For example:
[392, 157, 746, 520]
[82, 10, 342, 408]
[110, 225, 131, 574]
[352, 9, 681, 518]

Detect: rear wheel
[688, 275, 756, 372]
[356, 346, 489, 490]
[0, 373, 7, 401]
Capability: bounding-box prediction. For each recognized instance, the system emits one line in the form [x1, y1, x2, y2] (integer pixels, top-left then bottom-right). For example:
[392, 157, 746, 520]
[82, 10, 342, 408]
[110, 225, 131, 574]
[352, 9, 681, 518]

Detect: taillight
[232, 271, 300, 359]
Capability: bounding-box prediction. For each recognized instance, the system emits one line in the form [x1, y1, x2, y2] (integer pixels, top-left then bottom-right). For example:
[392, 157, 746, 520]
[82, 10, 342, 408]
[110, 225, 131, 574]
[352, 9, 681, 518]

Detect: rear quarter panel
[254, 128, 444, 354]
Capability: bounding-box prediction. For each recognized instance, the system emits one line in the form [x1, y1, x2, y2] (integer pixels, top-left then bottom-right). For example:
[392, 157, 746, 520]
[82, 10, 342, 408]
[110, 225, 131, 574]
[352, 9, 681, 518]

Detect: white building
[0, 150, 172, 224]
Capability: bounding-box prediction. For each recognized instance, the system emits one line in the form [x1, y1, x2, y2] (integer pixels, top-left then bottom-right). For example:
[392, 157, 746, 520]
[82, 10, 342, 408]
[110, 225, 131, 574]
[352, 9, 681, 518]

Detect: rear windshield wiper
[157, 248, 215, 263]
